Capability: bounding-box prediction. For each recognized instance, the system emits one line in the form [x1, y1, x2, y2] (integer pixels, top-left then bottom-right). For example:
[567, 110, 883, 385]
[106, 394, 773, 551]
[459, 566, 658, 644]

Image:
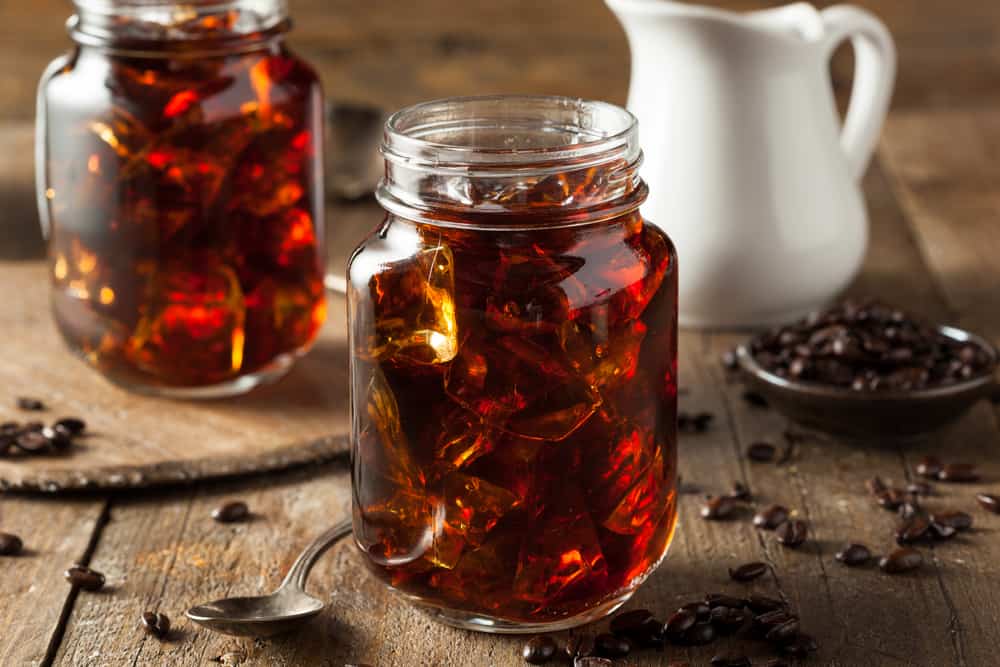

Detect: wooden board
[0, 261, 350, 492]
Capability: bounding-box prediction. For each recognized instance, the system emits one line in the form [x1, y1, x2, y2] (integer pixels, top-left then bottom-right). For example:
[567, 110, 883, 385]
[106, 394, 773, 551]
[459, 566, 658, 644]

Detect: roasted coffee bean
[906, 481, 934, 496]
[0, 532, 23, 556]
[681, 601, 712, 621]
[609, 609, 655, 638]
[743, 391, 769, 408]
[594, 633, 631, 658]
[976, 493, 1000, 514]
[775, 519, 808, 547]
[22, 421, 44, 433]
[694, 412, 714, 430]
[753, 504, 790, 530]
[522, 636, 558, 664]
[937, 463, 979, 483]
[701, 495, 739, 520]
[765, 617, 801, 644]
[0, 421, 19, 433]
[663, 609, 698, 640]
[15, 430, 52, 454]
[879, 547, 923, 574]
[916, 456, 943, 479]
[835, 543, 872, 566]
[929, 521, 958, 541]
[710, 654, 751, 667]
[746, 441, 777, 462]
[211, 501, 250, 523]
[780, 634, 818, 658]
[875, 488, 906, 511]
[16, 397, 45, 411]
[41, 425, 73, 451]
[755, 609, 794, 627]
[682, 621, 717, 646]
[705, 593, 747, 609]
[865, 476, 888, 495]
[898, 500, 923, 520]
[896, 514, 932, 544]
[932, 511, 973, 531]
[709, 606, 748, 633]
[728, 481, 752, 501]
[729, 561, 769, 582]
[574, 658, 612, 667]
[65, 565, 105, 591]
[141, 611, 171, 639]
[747, 594, 787, 614]
[54, 417, 86, 435]
[564, 635, 597, 659]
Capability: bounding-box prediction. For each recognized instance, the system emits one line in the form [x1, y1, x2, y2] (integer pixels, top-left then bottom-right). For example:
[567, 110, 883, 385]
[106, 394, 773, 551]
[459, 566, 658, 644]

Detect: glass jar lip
[382, 95, 641, 175]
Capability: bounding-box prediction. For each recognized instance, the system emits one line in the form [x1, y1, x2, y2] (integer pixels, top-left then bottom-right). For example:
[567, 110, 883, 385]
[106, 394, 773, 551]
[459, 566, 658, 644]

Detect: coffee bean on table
[728, 481, 752, 501]
[747, 441, 777, 462]
[754, 504, 790, 530]
[141, 611, 171, 639]
[835, 543, 872, 566]
[916, 456, 943, 478]
[682, 621, 717, 646]
[875, 488, 906, 511]
[932, 511, 973, 531]
[694, 412, 714, 430]
[937, 463, 979, 483]
[711, 654, 751, 667]
[709, 606, 748, 634]
[879, 547, 923, 574]
[896, 514, 932, 544]
[609, 609, 655, 638]
[15, 430, 52, 454]
[0, 532, 23, 556]
[211, 501, 249, 523]
[907, 481, 934, 496]
[65, 565, 105, 591]
[16, 397, 45, 411]
[594, 633, 631, 658]
[701, 495, 739, 520]
[730, 561, 769, 582]
[681, 601, 712, 621]
[705, 593, 747, 609]
[775, 519, 808, 547]
[41, 425, 73, 451]
[929, 521, 958, 541]
[54, 417, 86, 435]
[765, 617, 801, 644]
[747, 594, 787, 614]
[976, 493, 1000, 514]
[663, 608, 698, 640]
[564, 635, 597, 659]
[522, 636, 558, 664]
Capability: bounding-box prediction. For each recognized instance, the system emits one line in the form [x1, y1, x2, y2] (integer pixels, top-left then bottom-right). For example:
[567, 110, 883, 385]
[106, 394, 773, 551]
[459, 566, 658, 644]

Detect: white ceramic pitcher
[605, 0, 896, 328]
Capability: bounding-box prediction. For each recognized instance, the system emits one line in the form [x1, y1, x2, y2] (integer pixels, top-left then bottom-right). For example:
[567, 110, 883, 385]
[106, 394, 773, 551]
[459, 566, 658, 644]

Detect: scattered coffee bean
[564, 635, 597, 659]
[746, 441, 777, 462]
[906, 481, 934, 496]
[574, 658, 612, 667]
[929, 521, 957, 541]
[701, 495, 739, 520]
[41, 425, 73, 451]
[875, 488, 906, 511]
[916, 457, 943, 479]
[522, 636, 558, 664]
[663, 608, 698, 641]
[709, 605, 748, 634]
[54, 417, 86, 435]
[754, 504, 790, 530]
[938, 463, 979, 483]
[16, 397, 45, 411]
[211, 501, 250, 523]
[742, 391, 769, 408]
[765, 617, 801, 644]
[931, 511, 973, 531]
[0, 532, 23, 556]
[680, 412, 715, 433]
[705, 593, 747, 609]
[609, 609, 654, 638]
[681, 601, 712, 621]
[747, 594, 786, 614]
[727, 481, 752, 501]
[141, 611, 171, 639]
[835, 543, 872, 566]
[681, 621, 716, 646]
[15, 430, 52, 454]
[879, 547, 923, 574]
[896, 514, 932, 544]
[780, 633, 818, 658]
[976, 493, 1000, 514]
[729, 561, 769, 582]
[594, 633, 631, 658]
[710, 654, 751, 667]
[65, 565, 105, 591]
[775, 519, 808, 548]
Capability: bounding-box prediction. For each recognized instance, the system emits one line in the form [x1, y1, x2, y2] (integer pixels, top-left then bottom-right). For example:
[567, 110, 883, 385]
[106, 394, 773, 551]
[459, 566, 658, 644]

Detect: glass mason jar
[348, 96, 679, 632]
[36, 0, 326, 397]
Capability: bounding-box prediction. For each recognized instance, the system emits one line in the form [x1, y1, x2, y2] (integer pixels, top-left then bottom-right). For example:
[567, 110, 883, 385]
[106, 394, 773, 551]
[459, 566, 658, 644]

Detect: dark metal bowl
[737, 325, 999, 440]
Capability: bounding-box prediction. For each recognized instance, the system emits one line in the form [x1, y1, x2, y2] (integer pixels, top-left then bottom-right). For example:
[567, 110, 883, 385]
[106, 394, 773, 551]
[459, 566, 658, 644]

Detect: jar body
[37, 13, 326, 396]
[349, 206, 678, 630]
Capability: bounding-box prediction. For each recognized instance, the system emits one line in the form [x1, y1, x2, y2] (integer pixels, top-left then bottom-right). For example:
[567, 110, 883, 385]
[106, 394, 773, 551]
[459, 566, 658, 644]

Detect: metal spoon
[186, 518, 352, 637]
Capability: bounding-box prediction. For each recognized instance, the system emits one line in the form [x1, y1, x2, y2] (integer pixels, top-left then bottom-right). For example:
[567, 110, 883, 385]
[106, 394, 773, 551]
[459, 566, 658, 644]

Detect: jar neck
[70, 0, 289, 54]
[377, 96, 647, 230]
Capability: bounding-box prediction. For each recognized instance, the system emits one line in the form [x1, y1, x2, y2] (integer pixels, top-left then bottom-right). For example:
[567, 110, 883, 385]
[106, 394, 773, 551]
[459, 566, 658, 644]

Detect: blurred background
[2, 0, 997, 258]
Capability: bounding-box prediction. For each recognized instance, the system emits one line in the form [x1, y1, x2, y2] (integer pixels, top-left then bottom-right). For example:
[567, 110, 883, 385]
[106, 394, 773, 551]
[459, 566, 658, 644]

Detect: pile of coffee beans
[744, 300, 994, 391]
[0, 399, 87, 458]
[520, 588, 817, 665]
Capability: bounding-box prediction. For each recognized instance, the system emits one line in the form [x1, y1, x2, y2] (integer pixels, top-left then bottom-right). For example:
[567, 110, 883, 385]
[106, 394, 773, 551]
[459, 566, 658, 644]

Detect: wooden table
[3, 1, 1000, 665]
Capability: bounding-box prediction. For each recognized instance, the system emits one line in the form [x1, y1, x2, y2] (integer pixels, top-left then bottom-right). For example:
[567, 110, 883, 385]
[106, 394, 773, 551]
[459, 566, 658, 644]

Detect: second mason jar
[349, 96, 678, 632]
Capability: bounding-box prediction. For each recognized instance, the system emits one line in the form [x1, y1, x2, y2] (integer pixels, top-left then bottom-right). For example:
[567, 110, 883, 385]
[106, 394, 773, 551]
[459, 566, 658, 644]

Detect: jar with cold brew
[348, 96, 679, 631]
[36, 0, 326, 397]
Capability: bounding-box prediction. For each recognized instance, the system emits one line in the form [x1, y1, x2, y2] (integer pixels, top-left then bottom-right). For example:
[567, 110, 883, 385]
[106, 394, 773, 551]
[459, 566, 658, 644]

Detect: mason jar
[36, 0, 326, 397]
[348, 96, 679, 632]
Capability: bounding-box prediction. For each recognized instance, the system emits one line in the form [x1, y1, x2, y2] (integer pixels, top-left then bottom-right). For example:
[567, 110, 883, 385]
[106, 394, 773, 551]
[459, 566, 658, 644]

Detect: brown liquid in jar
[351, 158, 679, 624]
[40, 10, 325, 388]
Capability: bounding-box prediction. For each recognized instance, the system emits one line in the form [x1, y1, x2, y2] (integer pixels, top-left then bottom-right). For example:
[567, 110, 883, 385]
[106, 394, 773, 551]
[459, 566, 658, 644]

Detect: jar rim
[381, 95, 641, 174]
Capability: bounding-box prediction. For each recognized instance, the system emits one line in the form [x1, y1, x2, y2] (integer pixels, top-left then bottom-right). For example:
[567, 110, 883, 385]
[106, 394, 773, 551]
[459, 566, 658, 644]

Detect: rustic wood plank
[0, 494, 107, 666]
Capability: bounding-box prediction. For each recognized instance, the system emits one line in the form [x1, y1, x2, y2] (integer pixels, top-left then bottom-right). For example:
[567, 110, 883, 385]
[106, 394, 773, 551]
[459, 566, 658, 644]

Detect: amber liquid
[41, 17, 325, 389]
[351, 175, 679, 625]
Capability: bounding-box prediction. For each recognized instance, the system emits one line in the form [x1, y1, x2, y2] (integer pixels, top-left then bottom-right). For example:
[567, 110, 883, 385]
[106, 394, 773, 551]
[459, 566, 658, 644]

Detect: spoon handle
[280, 518, 353, 592]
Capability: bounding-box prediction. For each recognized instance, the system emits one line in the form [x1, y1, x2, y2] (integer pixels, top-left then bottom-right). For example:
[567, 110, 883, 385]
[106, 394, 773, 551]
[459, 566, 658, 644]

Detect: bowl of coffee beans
[735, 300, 997, 438]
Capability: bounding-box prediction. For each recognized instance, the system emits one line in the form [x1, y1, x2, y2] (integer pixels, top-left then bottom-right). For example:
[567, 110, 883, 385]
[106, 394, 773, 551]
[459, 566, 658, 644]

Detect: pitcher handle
[821, 6, 896, 181]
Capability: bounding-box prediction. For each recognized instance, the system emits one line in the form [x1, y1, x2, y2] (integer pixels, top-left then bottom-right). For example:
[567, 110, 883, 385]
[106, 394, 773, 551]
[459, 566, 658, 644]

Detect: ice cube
[483, 248, 582, 335]
[560, 318, 647, 390]
[433, 407, 498, 471]
[445, 334, 600, 441]
[602, 444, 670, 535]
[443, 473, 521, 547]
[357, 487, 436, 568]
